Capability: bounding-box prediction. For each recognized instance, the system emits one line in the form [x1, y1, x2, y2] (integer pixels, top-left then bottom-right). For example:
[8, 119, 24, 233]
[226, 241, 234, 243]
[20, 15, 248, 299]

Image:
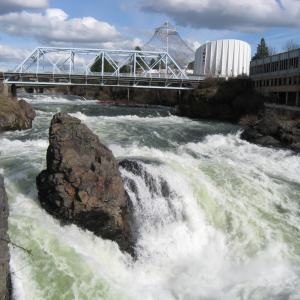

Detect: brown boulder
[36, 112, 135, 253]
[0, 98, 36, 131]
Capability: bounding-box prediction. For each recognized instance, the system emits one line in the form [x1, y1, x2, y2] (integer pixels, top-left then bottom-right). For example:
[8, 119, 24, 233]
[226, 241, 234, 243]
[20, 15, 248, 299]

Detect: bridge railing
[3, 69, 205, 81]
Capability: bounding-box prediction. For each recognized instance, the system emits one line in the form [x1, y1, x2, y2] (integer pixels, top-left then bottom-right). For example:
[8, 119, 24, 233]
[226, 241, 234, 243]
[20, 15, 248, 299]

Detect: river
[1, 94, 300, 300]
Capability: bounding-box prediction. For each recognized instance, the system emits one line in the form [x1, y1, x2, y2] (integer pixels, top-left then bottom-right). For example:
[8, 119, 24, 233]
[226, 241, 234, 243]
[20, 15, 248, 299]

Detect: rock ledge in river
[36, 112, 134, 253]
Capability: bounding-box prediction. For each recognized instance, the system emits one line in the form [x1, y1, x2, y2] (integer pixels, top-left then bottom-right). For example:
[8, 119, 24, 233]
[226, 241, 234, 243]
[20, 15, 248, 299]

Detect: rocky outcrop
[36, 112, 135, 253]
[241, 111, 300, 152]
[172, 78, 264, 121]
[240, 128, 282, 147]
[0, 98, 36, 131]
[0, 175, 11, 300]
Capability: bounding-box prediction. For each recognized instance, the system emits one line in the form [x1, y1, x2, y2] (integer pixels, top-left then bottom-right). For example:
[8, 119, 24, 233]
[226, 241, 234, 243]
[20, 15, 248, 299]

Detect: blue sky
[0, 0, 300, 70]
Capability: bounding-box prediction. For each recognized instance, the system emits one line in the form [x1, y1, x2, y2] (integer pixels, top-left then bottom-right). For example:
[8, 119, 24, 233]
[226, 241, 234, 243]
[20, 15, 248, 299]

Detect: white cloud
[123, 26, 154, 38]
[137, 0, 300, 33]
[0, 0, 49, 15]
[184, 37, 201, 51]
[0, 8, 126, 46]
[0, 45, 32, 68]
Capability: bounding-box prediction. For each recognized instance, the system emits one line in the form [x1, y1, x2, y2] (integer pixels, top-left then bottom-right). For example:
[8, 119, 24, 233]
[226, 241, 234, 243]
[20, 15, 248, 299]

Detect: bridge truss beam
[2, 47, 204, 90]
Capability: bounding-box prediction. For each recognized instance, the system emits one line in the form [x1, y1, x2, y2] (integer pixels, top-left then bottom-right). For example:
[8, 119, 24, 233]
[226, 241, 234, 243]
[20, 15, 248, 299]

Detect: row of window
[250, 57, 299, 75]
[254, 76, 299, 87]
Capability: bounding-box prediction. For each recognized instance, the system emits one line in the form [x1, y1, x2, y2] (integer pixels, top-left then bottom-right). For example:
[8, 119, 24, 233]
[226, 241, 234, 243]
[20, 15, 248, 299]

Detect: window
[280, 59, 288, 71]
[271, 61, 278, 72]
[263, 63, 270, 73]
[289, 57, 298, 69]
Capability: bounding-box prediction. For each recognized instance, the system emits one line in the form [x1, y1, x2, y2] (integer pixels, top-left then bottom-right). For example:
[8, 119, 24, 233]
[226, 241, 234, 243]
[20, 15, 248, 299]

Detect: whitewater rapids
[0, 94, 300, 300]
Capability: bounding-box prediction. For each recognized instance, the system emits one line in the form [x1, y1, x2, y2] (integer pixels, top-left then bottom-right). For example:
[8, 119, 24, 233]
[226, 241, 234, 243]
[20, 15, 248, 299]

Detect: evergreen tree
[91, 56, 114, 73]
[252, 38, 269, 60]
[149, 58, 159, 70]
[134, 46, 147, 70]
[187, 61, 194, 70]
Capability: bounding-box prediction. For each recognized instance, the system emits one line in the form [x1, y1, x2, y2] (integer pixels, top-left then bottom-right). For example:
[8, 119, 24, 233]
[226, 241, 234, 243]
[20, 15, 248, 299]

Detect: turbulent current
[1, 94, 300, 300]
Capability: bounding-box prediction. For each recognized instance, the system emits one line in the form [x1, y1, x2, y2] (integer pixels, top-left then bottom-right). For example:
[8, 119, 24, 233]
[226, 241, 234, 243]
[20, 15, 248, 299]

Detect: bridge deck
[3, 71, 205, 90]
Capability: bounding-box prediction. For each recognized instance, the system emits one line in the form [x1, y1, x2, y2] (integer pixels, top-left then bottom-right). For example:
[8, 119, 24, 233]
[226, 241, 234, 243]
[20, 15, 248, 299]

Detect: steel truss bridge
[2, 47, 205, 90]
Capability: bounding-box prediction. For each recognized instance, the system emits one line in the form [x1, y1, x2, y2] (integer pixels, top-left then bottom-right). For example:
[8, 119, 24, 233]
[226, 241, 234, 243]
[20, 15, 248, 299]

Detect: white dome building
[194, 39, 251, 77]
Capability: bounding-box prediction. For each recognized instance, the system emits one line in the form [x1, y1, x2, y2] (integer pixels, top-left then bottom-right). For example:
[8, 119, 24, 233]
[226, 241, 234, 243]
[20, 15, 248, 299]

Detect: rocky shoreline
[0, 175, 11, 300]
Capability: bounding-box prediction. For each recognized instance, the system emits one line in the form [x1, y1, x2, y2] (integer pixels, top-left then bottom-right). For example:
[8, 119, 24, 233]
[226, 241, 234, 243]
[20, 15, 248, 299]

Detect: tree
[149, 58, 159, 70]
[252, 38, 269, 60]
[187, 61, 194, 70]
[282, 39, 300, 52]
[120, 64, 130, 73]
[134, 45, 147, 70]
[91, 56, 115, 73]
[268, 45, 278, 56]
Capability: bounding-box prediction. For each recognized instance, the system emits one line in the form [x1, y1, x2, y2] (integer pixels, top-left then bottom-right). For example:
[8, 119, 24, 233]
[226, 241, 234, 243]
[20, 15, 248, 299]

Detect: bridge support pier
[2, 83, 9, 97]
[1, 83, 17, 100]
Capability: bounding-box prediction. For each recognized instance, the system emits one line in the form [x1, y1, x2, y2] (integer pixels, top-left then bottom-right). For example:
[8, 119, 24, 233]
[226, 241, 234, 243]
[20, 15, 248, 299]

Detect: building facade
[250, 49, 300, 106]
[194, 39, 251, 77]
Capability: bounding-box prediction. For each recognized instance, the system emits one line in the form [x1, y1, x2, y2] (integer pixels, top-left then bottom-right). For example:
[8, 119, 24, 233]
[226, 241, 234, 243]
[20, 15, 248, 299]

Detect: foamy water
[1, 94, 300, 300]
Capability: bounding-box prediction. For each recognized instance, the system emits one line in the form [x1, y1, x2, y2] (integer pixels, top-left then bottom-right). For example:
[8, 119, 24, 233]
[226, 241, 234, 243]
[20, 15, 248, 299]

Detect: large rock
[0, 98, 36, 131]
[241, 115, 300, 152]
[240, 128, 282, 147]
[36, 112, 135, 253]
[0, 175, 11, 300]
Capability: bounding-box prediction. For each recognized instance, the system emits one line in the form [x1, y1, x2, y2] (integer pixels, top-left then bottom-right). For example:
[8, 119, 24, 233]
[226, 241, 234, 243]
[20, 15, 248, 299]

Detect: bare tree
[205, 59, 221, 77]
[282, 39, 300, 52]
[268, 45, 278, 56]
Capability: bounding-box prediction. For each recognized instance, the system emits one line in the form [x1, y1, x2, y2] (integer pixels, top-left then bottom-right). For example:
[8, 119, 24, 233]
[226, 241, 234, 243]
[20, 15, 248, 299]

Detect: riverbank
[0, 175, 11, 300]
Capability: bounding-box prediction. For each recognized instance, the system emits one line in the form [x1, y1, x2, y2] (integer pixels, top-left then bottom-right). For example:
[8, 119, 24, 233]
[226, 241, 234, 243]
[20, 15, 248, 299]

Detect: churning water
[1, 94, 300, 300]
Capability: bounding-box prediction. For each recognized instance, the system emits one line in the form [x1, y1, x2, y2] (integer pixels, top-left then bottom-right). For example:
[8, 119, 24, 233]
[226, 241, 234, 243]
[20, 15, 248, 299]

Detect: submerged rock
[36, 112, 135, 253]
[0, 175, 11, 300]
[0, 98, 36, 131]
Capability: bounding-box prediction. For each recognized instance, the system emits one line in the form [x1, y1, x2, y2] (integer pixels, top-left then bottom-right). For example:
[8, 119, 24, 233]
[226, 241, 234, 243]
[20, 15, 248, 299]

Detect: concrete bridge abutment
[1, 83, 17, 101]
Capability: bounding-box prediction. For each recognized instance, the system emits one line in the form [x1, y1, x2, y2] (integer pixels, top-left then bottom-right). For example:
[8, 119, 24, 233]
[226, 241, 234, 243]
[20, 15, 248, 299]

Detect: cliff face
[0, 97, 36, 132]
[0, 175, 11, 300]
[36, 112, 135, 253]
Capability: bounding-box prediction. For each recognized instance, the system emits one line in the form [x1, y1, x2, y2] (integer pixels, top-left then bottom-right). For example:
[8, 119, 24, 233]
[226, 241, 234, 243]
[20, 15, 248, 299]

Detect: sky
[0, 0, 300, 70]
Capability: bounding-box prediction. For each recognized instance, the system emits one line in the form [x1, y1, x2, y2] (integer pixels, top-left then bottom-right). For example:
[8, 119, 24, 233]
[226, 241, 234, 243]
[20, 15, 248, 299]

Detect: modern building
[250, 49, 300, 106]
[194, 39, 251, 77]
